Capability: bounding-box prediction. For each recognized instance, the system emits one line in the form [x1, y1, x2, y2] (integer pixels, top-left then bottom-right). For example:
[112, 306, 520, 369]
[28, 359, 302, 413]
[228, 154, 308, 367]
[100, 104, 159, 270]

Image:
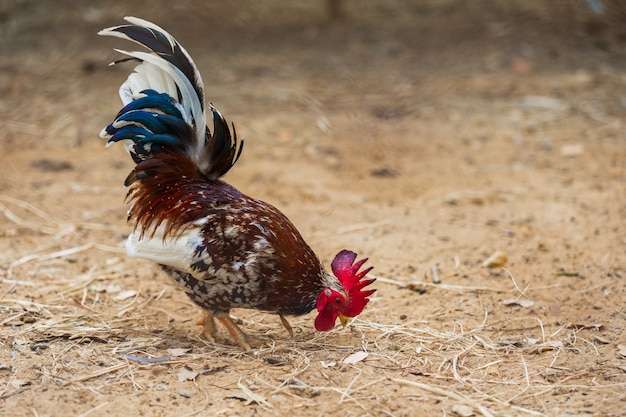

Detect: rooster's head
[314, 250, 376, 331]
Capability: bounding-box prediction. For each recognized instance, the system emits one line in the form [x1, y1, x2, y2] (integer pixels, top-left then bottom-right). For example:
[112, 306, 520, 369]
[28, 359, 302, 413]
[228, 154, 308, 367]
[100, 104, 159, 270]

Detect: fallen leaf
[283, 378, 319, 398]
[179, 388, 196, 398]
[404, 367, 422, 376]
[284, 378, 306, 388]
[617, 344, 626, 359]
[88, 284, 120, 293]
[452, 404, 475, 417]
[503, 299, 534, 308]
[266, 356, 286, 366]
[320, 361, 336, 368]
[482, 251, 507, 268]
[485, 366, 500, 377]
[560, 144, 584, 157]
[167, 348, 190, 357]
[536, 341, 563, 353]
[549, 304, 561, 316]
[178, 367, 199, 382]
[10, 379, 31, 389]
[122, 354, 171, 365]
[198, 366, 228, 375]
[541, 367, 567, 381]
[343, 351, 368, 365]
[114, 290, 137, 301]
[592, 335, 610, 344]
[498, 339, 524, 347]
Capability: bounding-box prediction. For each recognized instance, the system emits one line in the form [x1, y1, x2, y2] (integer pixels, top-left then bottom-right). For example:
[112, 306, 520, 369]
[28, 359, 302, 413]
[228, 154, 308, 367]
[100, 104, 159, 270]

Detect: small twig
[93, 243, 126, 254]
[535, 317, 546, 343]
[451, 340, 477, 384]
[375, 275, 504, 293]
[431, 264, 441, 284]
[237, 377, 272, 409]
[63, 364, 127, 385]
[0, 387, 24, 400]
[521, 354, 530, 389]
[0, 278, 36, 287]
[472, 359, 504, 371]
[503, 268, 528, 298]
[1, 299, 65, 311]
[11, 243, 94, 269]
[183, 386, 212, 417]
[123, 357, 143, 391]
[328, 386, 367, 411]
[0, 195, 56, 223]
[505, 355, 532, 404]
[338, 368, 362, 404]
[117, 288, 159, 317]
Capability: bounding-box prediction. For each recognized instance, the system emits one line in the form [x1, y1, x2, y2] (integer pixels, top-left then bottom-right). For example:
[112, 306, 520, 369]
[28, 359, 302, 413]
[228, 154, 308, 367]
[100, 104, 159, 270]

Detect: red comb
[331, 250, 376, 317]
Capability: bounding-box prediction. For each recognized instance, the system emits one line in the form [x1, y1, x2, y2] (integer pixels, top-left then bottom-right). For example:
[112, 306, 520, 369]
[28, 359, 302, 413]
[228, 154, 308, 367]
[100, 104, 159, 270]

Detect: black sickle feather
[109, 24, 204, 112]
[205, 108, 244, 179]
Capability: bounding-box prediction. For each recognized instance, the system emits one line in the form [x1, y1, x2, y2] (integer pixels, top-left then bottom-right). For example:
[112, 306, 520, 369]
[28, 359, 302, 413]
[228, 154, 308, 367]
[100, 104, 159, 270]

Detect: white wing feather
[126, 226, 205, 279]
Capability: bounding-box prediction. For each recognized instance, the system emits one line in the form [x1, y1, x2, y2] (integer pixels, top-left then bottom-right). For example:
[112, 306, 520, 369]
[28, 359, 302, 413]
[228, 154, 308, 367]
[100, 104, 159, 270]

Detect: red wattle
[314, 310, 338, 331]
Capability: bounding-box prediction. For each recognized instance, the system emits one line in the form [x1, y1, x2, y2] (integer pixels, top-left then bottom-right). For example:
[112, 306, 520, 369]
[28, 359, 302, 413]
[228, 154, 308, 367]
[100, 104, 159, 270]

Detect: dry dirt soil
[1, 1, 625, 416]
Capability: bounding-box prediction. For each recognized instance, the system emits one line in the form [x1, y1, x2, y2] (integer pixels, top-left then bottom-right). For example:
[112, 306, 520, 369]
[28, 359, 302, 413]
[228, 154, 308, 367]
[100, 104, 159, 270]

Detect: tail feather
[99, 17, 242, 178]
[103, 89, 194, 162]
[206, 106, 244, 179]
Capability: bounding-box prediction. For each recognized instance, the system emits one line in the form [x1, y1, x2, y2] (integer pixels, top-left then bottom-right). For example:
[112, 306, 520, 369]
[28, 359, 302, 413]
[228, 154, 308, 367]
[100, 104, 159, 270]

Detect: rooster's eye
[334, 297, 343, 306]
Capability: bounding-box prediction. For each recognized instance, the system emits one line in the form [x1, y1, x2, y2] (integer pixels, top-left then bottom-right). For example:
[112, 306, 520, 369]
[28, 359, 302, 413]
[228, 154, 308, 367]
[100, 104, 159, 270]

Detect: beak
[338, 313, 349, 328]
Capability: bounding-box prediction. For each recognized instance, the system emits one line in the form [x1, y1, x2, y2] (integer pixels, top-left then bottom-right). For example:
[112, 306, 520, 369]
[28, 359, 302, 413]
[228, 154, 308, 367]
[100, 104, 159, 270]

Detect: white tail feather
[112, 49, 204, 138]
[124, 63, 178, 105]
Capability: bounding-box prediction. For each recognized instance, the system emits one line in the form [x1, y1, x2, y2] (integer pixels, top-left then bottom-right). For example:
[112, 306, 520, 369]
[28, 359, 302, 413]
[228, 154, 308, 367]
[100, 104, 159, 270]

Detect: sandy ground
[1, 1, 625, 416]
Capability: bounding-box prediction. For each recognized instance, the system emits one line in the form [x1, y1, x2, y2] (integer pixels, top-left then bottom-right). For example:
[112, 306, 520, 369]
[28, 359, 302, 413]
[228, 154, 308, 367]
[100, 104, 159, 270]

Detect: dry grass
[1, 198, 624, 416]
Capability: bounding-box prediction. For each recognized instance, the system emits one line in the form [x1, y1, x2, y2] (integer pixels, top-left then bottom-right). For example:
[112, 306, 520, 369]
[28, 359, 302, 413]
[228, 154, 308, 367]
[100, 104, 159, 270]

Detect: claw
[198, 311, 265, 350]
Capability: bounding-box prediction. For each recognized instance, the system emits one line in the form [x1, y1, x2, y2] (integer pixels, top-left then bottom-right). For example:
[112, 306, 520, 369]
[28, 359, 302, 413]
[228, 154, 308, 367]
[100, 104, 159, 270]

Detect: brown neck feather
[124, 151, 224, 240]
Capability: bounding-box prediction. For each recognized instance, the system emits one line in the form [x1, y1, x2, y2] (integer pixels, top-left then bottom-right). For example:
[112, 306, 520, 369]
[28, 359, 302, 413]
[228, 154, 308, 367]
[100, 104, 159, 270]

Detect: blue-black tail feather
[206, 107, 244, 179]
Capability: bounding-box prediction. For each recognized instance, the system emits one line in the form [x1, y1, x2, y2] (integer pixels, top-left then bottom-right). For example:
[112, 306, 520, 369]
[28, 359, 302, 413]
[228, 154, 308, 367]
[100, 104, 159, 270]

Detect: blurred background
[2, 0, 626, 152]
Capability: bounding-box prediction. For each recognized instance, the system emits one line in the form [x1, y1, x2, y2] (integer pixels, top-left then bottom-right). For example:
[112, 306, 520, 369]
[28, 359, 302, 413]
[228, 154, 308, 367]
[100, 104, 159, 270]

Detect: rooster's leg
[216, 315, 267, 351]
[278, 313, 294, 338]
[198, 311, 218, 343]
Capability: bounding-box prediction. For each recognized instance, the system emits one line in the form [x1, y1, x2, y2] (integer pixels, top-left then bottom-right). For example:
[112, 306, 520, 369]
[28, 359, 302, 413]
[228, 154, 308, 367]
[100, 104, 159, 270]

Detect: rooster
[99, 17, 376, 349]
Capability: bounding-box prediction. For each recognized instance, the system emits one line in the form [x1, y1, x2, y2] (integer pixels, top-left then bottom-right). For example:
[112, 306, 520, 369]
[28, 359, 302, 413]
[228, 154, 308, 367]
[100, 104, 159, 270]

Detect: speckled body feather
[125, 150, 339, 316]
